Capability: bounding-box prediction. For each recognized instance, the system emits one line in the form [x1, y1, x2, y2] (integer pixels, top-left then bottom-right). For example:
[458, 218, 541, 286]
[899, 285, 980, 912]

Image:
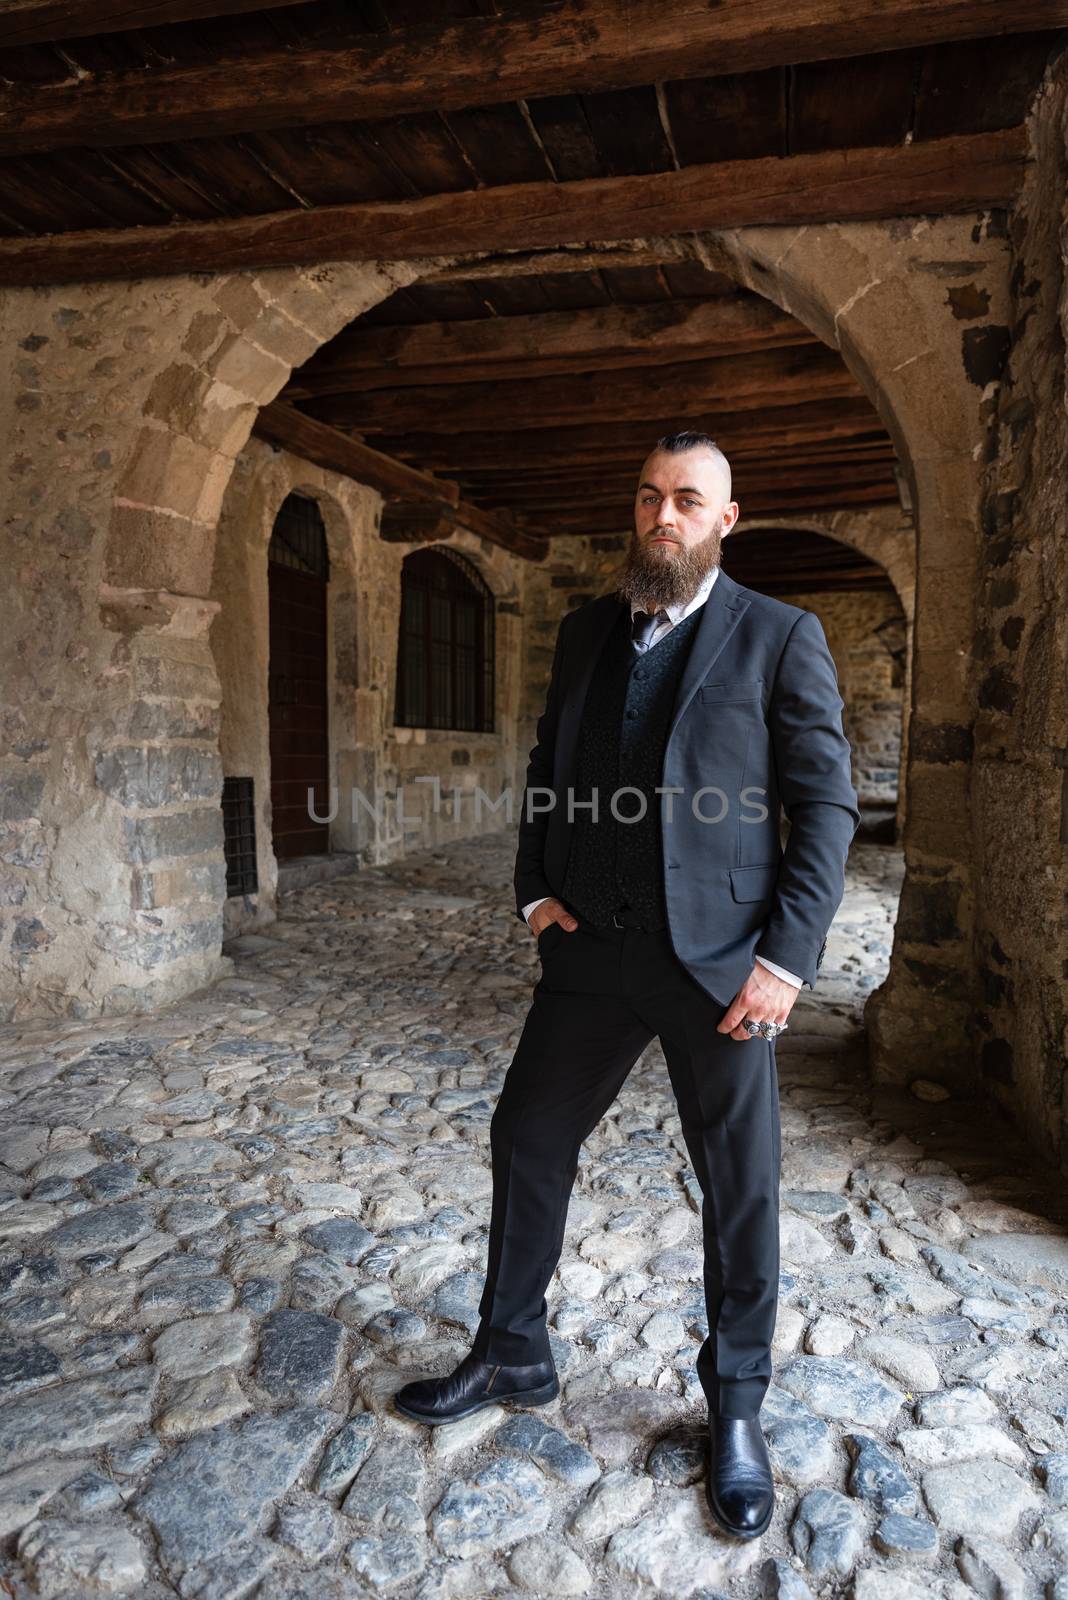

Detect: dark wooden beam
[1, 1, 1062, 152]
[253, 401, 546, 560]
[300, 346, 864, 435]
[535, 480, 900, 527]
[0, 131, 1026, 286]
[255, 401, 461, 506]
[374, 402, 888, 473]
[454, 444, 895, 486]
[287, 296, 815, 397]
[380, 502, 465, 544]
[0, 0, 310, 48]
[463, 461, 899, 504]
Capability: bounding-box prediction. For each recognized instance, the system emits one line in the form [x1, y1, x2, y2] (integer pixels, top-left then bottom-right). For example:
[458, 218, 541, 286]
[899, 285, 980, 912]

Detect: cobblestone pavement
[1, 831, 1067, 1599]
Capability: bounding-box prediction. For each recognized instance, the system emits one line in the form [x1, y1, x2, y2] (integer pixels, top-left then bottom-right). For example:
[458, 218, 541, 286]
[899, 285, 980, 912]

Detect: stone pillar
[706, 217, 1012, 1090]
[970, 58, 1068, 1166]
[93, 588, 230, 1006]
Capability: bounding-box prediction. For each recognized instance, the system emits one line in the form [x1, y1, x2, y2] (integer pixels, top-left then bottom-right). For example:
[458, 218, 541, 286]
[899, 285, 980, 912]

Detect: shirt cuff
[522, 897, 551, 925]
[755, 954, 804, 988]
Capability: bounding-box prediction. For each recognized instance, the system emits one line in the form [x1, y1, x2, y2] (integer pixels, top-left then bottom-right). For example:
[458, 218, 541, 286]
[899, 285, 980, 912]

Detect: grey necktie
[631, 608, 667, 653]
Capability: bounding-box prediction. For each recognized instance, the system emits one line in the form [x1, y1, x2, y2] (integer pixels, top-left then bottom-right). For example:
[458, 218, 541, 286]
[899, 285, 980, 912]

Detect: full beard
[615, 517, 724, 611]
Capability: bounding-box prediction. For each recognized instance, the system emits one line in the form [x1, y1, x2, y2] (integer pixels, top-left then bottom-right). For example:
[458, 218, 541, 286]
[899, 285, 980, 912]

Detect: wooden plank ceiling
[265, 257, 905, 573]
[1, 1, 1061, 570]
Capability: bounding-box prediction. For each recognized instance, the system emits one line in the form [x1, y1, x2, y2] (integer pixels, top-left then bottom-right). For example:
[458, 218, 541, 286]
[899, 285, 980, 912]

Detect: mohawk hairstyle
[653, 430, 732, 499]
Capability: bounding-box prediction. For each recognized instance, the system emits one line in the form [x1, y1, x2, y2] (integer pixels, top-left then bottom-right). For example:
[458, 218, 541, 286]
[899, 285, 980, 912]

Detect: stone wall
[212, 437, 525, 936]
[971, 52, 1068, 1166]
[0, 260, 440, 1021]
[775, 589, 906, 808]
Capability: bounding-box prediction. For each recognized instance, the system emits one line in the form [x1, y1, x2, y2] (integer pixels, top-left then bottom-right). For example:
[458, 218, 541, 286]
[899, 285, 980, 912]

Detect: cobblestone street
[1, 831, 1067, 1598]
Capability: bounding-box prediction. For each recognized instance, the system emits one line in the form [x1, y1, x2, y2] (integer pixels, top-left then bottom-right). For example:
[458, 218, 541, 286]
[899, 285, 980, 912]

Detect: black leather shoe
[705, 1413, 775, 1539]
[393, 1351, 559, 1426]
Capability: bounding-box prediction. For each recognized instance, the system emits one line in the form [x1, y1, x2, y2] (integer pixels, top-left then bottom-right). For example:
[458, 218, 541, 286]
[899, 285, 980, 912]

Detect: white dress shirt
[522, 565, 804, 989]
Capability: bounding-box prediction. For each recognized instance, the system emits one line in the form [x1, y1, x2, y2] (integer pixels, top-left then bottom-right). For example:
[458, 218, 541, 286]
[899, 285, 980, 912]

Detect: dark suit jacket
[514, 567, 861, 1007]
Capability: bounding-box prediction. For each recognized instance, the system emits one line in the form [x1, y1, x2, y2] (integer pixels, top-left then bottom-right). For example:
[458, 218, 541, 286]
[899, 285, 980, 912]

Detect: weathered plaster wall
[212, 437, 525, 938]
[972, 53, 1068, 1166]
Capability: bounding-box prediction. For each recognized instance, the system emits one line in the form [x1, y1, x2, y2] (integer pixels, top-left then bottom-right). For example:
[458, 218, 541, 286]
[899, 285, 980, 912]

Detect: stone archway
[210, 450, 376, 934]
[734, 508, 914, 841]
[209, 432, 526, 938]
[0, 260, 446, 1019]
[703, 215, 1012, 1087]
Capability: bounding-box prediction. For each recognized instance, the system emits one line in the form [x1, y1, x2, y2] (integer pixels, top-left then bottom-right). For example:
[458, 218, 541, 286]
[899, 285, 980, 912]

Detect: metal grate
[268, 492, 330, 579]
[395, 546, 495, 733]
[222, 776, 258, 897]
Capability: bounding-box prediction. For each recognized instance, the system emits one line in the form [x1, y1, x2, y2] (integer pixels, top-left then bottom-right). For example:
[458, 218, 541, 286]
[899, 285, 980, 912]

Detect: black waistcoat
[560, 603, 703, 928]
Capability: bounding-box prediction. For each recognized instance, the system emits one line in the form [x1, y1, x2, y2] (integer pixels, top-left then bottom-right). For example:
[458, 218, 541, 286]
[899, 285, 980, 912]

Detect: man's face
[618, 446, 740, 610]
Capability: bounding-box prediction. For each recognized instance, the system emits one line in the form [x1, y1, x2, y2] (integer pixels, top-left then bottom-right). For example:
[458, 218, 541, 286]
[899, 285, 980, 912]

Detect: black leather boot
[705, 1413, 775, 1539]
[393, 1351, 559, 1426]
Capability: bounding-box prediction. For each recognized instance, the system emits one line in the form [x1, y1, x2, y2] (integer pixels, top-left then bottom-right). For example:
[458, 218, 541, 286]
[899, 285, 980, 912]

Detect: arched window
[395, 548, 495, 732]
[268, 491, 330, 579]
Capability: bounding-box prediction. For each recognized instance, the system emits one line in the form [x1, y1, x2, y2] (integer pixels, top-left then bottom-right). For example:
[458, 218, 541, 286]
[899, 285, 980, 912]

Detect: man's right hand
[529, 898, 579, 938]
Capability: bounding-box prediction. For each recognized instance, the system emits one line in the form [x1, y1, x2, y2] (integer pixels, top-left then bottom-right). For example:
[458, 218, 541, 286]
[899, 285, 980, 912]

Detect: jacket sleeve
[513, 607, 575, 920]
[754, 608, 860, 988]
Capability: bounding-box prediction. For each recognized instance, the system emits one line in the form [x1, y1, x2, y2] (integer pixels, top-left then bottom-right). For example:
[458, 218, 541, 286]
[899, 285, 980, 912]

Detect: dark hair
[655, 429, 721, 454]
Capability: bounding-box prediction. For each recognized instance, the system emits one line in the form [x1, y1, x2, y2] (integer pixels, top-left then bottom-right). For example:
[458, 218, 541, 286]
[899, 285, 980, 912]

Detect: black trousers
[471, 912, 782, 1420]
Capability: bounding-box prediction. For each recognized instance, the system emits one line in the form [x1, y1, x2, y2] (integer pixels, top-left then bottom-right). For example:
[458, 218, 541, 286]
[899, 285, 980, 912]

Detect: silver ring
[743, 1018, 788, 1039]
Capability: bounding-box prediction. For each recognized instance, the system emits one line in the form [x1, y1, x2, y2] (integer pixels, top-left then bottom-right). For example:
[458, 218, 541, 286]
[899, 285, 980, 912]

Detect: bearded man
[395, 430, 860, 1542]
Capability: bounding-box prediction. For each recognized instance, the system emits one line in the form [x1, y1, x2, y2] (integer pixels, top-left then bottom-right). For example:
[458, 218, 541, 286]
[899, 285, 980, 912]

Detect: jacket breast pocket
[698, 680, 764, 704]
[729, 863, 780, 902]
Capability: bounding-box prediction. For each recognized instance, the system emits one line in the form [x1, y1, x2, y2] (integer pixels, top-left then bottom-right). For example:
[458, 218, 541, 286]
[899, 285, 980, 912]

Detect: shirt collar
[630, 564, 720, 626]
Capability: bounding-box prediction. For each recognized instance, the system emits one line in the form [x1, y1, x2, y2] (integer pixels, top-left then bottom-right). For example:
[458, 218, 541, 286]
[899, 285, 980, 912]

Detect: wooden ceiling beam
[453, 440, 899, 475]
[1, 1, 1061, 152]
[533, 481, 900, 526]
[453, 447, 899, 484]
[0, 0, 310, 48]
[373, 403, 888, 468]
[255, 401, 461, 506]
[466, 467, 899, 506]
[287, 297, 816, 398]
[253, 401, 547, 560]
[0, 130, 1026, 286]
[300, 347, 864, 435]
[488, 472, 897, 511]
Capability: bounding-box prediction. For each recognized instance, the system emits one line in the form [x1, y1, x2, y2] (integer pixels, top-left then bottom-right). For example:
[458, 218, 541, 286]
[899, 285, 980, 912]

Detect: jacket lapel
[553, 569, 752, 796]
[667, 567, 751, 744]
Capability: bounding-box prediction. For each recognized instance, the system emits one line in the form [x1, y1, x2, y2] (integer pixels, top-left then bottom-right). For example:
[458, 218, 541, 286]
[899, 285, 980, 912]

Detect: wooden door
[267, 495, 330, 861]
